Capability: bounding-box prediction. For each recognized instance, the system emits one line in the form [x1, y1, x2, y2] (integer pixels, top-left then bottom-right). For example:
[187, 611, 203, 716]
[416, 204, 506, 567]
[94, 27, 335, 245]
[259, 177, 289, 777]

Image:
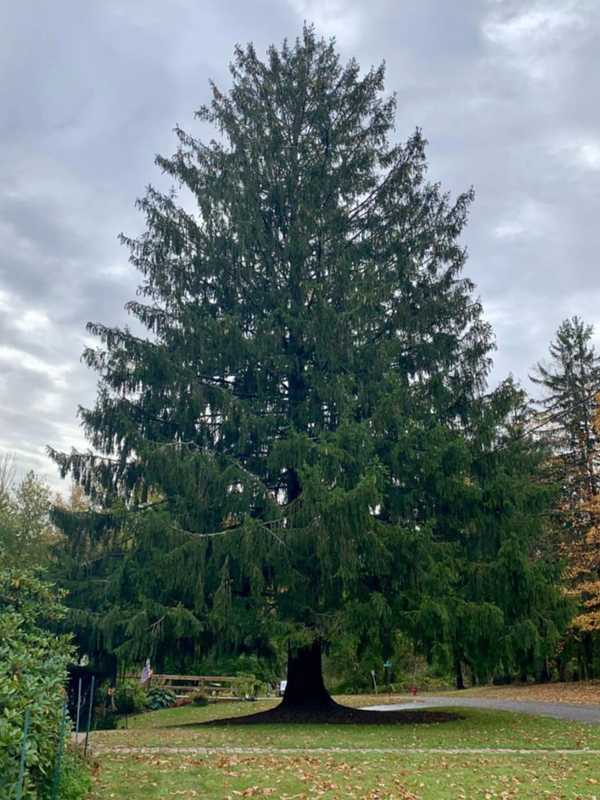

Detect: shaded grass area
[208, 701, 459, 726]
[92, 699, 600, 752]
[90, 750, 600, 799]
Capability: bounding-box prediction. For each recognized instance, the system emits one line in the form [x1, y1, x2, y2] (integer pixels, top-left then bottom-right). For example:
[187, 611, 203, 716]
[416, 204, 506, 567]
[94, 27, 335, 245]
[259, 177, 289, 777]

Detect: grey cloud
[1, 0, 599, 490]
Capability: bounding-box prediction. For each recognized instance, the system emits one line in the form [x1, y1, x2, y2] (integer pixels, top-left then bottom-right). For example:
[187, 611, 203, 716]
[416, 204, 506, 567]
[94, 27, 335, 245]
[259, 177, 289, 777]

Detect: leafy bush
[232, 672, 265, 698]
[190, 690, 209, 706]
[93, 711, 119, 730]
[51, 747, 92, 800]
[114, 680, 147, 714]
[0, 567, 89, 799]
[146, 686, 177, 710]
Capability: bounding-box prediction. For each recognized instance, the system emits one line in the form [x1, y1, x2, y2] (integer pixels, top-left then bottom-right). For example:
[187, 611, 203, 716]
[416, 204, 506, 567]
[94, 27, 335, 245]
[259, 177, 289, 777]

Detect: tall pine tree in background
[532, 316, 600, 527]
[50, 28, 565, 708]
[532, 318, 600, 677]
[570, 397, 600, 647]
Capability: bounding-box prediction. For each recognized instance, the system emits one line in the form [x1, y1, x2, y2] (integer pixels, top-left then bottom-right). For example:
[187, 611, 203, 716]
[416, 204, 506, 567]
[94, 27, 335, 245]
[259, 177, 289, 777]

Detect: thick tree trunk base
[280, 640, 335, 711]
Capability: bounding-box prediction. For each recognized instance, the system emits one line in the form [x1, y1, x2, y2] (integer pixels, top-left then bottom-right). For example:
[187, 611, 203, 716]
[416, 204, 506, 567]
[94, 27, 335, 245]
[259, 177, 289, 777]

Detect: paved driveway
[363, 696, 600, 724]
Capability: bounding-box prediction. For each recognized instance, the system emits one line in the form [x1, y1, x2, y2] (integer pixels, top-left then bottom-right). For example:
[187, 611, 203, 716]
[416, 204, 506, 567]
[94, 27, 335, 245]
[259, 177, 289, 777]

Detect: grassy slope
[89, 696, 600, 799]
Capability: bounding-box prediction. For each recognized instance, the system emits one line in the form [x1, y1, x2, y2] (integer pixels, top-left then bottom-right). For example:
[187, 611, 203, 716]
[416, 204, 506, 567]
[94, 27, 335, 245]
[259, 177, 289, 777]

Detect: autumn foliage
[568, 393, 600, 634]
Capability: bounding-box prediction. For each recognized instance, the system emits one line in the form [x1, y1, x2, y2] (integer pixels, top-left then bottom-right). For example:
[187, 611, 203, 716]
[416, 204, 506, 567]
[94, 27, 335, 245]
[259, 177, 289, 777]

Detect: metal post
[51, 701, 68, 800]
[83, 675, 95, 757]
[15, 707, 31, 800]
[75, 677, 83, 737]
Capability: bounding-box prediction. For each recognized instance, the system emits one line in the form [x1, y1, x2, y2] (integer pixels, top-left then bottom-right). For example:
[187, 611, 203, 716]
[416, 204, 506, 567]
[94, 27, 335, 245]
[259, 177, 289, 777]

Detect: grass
[93, 698, 600, 751]
[90, 750, 600, 799]
[89, 696, 600, 799]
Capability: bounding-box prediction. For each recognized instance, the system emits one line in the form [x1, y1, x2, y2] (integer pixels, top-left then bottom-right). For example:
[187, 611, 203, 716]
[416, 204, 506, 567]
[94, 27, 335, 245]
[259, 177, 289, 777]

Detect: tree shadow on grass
[177, 702, 461, 726]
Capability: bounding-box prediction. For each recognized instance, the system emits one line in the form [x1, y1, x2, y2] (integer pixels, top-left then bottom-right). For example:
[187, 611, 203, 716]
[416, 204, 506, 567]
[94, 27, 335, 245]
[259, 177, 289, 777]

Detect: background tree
[441, 382, 570, 688]
[531, 318, 600, 678]
[51, 28, 563, 708]
[531, 316, 600, 532]
[564, 394, 600, 675]
[0, 463, 57, 569]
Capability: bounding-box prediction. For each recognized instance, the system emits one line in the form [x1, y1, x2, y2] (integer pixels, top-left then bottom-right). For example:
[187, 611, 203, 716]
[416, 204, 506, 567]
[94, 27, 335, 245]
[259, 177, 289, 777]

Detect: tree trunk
[454, 656, 465, 690]
[583, 633, 594, 679]
[519, 668, 528, 683]
[281, 640, 335, 710]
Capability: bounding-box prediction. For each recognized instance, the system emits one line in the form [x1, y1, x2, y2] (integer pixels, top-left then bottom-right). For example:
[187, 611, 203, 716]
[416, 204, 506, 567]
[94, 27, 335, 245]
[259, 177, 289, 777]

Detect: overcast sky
[1, 0, 599, 492]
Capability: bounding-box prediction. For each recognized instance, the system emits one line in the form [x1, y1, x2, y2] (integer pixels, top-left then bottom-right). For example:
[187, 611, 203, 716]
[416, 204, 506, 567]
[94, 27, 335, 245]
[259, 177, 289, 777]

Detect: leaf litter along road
[362, 696, 600, 724]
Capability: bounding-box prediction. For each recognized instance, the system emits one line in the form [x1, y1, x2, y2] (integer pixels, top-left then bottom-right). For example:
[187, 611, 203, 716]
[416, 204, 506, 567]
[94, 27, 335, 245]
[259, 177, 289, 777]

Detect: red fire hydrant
[410, 685, 417, 697]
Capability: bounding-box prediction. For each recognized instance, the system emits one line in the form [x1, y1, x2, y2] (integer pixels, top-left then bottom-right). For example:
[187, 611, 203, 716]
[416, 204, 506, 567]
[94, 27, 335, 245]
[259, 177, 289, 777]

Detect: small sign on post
[383, 659, 392, 688]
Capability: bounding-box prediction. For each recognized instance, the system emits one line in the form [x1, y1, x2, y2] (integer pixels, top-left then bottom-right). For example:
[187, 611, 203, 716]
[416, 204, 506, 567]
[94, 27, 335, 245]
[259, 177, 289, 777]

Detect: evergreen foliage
[532, 317, 600, 677]
[50, 28, 567, 699]
[531, 316, 600, 525]
[570, 397, 600, 639]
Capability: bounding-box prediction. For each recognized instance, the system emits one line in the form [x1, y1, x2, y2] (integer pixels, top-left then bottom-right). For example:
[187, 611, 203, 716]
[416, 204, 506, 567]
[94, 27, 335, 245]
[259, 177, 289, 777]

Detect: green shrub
[0, 567, 90, 799]
[114, 680, 147, 714]
[45, 747, 92, 800]
[146, 686, 177, 710]
[190, 690, 209, 706]
[232, 672, 269, 698]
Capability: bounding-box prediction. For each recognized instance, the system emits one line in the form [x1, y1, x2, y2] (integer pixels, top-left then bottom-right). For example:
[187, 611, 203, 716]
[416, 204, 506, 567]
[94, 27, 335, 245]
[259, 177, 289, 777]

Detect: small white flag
[140, 658, 153, 684]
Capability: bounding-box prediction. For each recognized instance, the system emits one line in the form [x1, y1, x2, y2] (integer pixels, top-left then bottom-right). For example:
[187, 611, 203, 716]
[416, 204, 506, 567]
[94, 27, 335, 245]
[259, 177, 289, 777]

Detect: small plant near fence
[146, 686, 177, 710]
[189, 690, 209, 706]
[232, 673, 269, 699]
[113, 680, 148, 715]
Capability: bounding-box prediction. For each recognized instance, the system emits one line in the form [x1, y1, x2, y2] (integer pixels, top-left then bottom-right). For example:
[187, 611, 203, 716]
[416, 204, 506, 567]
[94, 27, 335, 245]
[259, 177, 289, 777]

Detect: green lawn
[90, 751, 600, 799]
[92, 697, 600, 751]
[89, 698, 600, 799]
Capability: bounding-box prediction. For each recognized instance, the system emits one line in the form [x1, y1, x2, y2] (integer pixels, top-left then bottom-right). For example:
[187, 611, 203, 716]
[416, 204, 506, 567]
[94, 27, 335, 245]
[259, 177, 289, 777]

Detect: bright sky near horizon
[1, 0, 599, 491]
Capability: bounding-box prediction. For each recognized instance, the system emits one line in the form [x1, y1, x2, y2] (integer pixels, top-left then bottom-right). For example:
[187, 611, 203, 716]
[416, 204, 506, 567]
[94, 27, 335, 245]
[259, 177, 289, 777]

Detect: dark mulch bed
[202, 702, 460, 726]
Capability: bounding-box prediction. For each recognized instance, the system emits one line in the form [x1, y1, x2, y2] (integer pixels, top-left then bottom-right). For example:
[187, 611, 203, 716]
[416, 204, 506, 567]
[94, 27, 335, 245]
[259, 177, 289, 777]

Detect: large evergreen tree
[50, 28, 562, 708]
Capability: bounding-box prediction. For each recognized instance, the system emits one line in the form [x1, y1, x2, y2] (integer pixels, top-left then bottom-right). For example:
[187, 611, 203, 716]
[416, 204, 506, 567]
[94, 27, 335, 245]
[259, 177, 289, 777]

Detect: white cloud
[492, 198, 552, 240]
[13, 309, 51, 333]
[0, 345, 72, 388]
[287, 0, 363, 47]
[575, 142, 600, 170]
[482, 2, 587, 80]
[547, 133, 600, 172]
[484, 6, 584, 47]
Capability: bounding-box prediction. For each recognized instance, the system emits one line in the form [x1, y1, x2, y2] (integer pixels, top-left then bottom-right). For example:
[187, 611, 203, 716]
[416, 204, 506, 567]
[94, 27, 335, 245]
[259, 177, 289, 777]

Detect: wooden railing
[125, 673, 238, 697]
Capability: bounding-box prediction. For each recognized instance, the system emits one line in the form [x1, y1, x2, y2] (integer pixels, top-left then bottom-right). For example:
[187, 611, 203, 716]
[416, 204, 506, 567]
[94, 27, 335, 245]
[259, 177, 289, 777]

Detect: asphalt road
[363, 696, 600, 724]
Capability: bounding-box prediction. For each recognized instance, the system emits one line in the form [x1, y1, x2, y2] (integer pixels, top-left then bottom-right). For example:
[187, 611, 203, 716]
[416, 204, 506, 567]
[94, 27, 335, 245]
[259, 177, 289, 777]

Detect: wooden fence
[125, 673, 238, 697]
